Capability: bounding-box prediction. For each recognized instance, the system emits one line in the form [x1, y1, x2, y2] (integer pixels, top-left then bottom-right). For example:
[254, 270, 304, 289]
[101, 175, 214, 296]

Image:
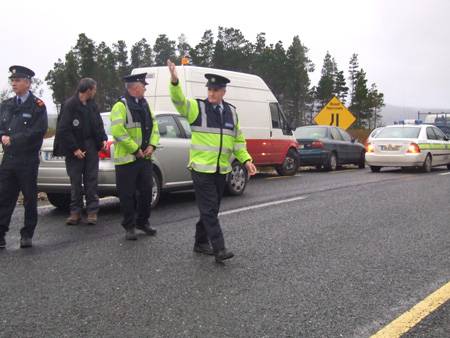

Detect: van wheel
[226, 161, 248, 196]
[276, 149, 299, 176]
[370, 166, 381, 173]
[46, 193, 71, 211]
[324, 153, 337, 171]
[151, 172, 161, 208]
[422, 154, 432, 173]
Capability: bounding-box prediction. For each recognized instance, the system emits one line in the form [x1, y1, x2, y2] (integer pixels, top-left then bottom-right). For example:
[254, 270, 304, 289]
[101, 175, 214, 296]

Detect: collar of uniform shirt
[16, 91, 30, 104]
[213, 103, 224, 112]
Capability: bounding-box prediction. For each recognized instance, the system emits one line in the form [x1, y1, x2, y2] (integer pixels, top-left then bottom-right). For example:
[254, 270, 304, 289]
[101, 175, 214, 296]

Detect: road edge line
[371, 280, 450, 338]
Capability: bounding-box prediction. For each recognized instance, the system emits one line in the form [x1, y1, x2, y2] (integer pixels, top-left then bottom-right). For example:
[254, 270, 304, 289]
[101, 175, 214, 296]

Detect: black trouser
[0, 158, 39, 238]
[115, 159, 152, 230]
[191, 170, 227, 252]
[65, 139, 99, 213]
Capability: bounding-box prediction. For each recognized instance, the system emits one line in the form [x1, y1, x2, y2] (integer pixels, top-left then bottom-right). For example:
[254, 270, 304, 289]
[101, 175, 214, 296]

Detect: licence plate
[42, 151, 64, 161]
[299, 144, 305, 149]
[379, 144, 402, 151]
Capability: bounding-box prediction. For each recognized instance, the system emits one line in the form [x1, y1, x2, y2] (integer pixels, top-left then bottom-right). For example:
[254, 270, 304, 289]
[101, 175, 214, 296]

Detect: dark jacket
[54, 95, 107, 157]
[0, 92, 48, 162]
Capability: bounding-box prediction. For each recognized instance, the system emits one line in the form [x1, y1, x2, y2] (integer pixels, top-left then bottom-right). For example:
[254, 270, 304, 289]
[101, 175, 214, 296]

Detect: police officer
[54, 78, 107, 226]
[0, 66, 48, 249]
[167, 60, 257, 263]
[110, 73, 160, 240]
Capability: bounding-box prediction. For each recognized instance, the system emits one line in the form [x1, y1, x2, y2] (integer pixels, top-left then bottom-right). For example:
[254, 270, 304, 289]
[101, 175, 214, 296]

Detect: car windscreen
[294, 127, 327, 139]
[375, 127, 420, 139]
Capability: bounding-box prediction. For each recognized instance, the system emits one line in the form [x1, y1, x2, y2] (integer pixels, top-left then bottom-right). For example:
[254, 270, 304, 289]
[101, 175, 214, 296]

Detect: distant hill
[380, 104, 450, 125]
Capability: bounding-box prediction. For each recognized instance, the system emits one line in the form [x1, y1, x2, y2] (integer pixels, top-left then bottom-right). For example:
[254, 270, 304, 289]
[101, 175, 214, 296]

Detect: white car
[365, 124, 450, 172]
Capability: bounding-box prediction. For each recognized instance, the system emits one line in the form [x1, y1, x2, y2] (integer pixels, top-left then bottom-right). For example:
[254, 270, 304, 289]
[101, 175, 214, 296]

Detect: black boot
[193, 243, 214, 256]
[20, 237, 32, 248]
[215, 249, 234, 263]
[125, 228, 137, 241]
[136, 224, 157, 236]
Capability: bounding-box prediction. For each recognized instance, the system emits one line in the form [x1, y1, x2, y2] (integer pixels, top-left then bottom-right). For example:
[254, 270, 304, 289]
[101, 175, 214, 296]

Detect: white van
[131, 65, 300, 175]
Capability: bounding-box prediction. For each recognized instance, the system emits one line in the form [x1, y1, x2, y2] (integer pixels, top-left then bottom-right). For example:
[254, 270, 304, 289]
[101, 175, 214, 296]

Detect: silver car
[38, 112, 249, 209]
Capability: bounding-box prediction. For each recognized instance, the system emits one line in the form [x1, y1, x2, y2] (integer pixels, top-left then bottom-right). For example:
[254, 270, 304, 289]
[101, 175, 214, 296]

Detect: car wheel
[358, 152, 366, 169]
[422, 154, 432, 173]
[316, 165, 322, 171]
[46, 192, 71, 211]
[370, 166, 381, 173]
[324, 152, 337, 171]
[275, 149, 299, 176]
[447, 163, 450, 170]
[151, 171, 161, 208]
[226, 161, 248, 196]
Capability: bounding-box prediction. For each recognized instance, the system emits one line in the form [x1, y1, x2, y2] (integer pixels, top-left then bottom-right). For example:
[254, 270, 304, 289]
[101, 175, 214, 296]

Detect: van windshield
[375, 127, 420, 139]
[294, 127, 328, 139]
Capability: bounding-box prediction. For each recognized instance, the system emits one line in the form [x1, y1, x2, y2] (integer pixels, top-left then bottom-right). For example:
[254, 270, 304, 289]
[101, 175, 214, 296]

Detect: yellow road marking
[371, 281, 450, 337]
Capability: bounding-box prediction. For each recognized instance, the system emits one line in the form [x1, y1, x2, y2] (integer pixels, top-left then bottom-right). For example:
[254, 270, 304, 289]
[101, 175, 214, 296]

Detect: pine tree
[130, 38, 153, 69]
[316, 51, 336, 107]
[113, 40, 130, 79]
[74, 33, 97, 77]
[153, 34, 176, 66]
[191, 30, 215, 67]
[334, 70, 348, 104]
[348, 53, 359, 105]
[350, 69, 370, 128]
[285, 36, 313, 126]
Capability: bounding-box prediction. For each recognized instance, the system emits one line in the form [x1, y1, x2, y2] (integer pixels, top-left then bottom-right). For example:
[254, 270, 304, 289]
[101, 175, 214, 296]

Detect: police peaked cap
[9, 65, 35, 79]
[123, 73, 148, 85]
[205, 73, 230, 89]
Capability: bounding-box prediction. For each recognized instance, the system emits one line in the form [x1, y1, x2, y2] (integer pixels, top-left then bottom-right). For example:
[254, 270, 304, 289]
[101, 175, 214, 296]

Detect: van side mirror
[288, 122, 297, 131]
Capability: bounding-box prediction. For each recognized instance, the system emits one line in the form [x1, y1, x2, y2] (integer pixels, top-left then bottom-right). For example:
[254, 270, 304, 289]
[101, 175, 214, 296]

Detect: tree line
[46, 28, 384, 129]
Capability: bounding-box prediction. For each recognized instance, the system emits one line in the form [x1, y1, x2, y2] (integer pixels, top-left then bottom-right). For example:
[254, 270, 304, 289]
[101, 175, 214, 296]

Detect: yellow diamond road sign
[314, 96, 356, 130]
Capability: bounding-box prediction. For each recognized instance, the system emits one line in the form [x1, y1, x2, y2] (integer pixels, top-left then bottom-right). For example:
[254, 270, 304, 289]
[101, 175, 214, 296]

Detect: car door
[154, 114, 191, 187]
[432, 126, 450, 165]
[330, 127, 347, 163]
[338, 128, 361, 163]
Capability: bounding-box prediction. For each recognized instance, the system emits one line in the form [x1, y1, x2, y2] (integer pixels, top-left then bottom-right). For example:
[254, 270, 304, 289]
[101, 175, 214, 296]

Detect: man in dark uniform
[54, 78, 107, 225]
[110, 73, 160, 240]
[0, 66, 48, 249]
[168, 60, 257, 262]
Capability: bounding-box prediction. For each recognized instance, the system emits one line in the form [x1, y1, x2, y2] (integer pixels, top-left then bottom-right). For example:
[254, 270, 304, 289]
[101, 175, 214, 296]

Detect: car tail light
[311, 141, 324, 148]
[407, 143, 421, 154]
[98, 140, 113, 160]
[366, 143, 375, 153]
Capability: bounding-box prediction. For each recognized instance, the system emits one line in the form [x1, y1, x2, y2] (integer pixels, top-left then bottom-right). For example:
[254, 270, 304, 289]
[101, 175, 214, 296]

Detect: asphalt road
[1, 166, 450, 337]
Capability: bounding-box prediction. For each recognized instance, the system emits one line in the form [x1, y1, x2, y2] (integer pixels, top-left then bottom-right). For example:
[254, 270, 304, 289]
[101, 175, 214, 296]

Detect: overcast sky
[1, 0, 449, 113]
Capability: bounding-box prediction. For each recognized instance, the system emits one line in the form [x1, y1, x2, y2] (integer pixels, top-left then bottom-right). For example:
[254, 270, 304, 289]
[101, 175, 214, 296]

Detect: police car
[365, 120, 450, 172]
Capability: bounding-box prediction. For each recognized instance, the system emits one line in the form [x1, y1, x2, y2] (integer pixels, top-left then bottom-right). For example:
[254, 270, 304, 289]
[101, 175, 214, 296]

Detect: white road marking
[219, 195, 308, 216]
[438, 172, 450, 176]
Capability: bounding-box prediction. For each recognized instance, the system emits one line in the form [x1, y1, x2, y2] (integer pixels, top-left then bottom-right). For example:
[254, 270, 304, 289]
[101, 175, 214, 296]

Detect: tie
[214, 105, 222, 114]
[17, 97, 22, 105]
